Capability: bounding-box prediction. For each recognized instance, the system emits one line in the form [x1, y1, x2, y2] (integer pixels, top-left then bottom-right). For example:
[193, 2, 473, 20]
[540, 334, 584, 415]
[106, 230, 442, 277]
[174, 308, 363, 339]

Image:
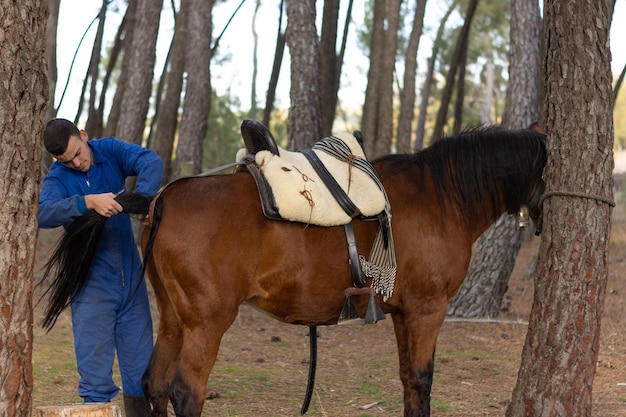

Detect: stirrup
[338, 294, 365, 325]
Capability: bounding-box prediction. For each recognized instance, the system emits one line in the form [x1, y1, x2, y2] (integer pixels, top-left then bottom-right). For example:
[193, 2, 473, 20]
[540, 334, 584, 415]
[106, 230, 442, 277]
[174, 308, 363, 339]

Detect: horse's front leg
[391, 304, 446, 417]
[168, 309, 239, 417]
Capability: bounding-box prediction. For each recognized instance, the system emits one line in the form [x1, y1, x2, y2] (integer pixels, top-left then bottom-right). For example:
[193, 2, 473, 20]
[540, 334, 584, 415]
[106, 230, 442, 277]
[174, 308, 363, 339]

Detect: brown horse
[140, 126, 546, 417]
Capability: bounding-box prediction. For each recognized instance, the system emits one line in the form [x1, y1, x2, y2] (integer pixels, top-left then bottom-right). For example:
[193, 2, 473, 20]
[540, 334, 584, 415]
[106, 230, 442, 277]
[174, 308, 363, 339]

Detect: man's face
[55, 131, 92, 172]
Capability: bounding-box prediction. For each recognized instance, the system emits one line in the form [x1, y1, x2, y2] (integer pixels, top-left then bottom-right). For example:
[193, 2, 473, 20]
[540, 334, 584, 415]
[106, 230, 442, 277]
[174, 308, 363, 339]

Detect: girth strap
[344, 222, 365, 288]
[300, 149, 361, 219]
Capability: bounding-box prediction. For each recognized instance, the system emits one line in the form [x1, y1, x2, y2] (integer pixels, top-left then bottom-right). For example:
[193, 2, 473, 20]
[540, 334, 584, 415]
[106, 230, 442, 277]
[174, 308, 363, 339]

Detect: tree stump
[35, 403, 121, 417]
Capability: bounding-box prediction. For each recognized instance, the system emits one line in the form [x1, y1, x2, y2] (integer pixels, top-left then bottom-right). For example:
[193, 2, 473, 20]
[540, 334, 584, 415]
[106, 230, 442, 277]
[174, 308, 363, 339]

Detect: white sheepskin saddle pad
[239, 132, 386, 226]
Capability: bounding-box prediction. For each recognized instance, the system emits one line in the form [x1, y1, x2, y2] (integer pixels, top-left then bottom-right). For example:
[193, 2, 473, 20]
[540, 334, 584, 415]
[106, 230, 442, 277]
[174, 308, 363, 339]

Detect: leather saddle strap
[300, 148, 361, 219]
[344, 222, 365, 287]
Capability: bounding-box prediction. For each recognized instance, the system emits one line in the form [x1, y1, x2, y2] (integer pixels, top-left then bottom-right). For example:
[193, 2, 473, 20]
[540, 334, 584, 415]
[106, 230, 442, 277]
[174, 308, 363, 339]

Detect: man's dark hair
[44, 118, 81, 156]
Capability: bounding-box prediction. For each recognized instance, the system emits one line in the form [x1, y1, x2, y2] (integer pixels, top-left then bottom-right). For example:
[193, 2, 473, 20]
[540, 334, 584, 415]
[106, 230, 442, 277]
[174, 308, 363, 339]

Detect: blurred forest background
[47, 0, 626, 183]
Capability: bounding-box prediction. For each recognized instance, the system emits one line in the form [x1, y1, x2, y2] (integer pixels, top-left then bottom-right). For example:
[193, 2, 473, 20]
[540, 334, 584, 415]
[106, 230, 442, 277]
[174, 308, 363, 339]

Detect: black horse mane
[38, 193, 151, 331]
[375, 125, 547, 222]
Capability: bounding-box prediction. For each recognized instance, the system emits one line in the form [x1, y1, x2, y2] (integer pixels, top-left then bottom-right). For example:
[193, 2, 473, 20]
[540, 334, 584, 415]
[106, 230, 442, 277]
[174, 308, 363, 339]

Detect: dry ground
[32, 204, 626, 416]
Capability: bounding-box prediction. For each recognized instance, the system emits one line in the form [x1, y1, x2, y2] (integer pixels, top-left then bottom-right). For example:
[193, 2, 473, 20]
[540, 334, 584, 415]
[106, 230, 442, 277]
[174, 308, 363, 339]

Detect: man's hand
[84, 193, 123, 217]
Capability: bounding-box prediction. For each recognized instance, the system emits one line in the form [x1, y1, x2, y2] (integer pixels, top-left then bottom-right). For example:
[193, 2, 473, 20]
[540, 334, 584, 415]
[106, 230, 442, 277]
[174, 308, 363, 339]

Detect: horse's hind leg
[391, 304, 446, 417]
[168, 309, 239, 417]
[142, 263, 183, 417]
[143, 309, 182, 417]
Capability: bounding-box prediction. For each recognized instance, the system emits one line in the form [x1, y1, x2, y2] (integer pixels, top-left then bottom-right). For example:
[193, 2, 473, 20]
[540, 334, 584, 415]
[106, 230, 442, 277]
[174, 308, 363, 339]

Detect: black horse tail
[39, 193, 151, 331]
[140, 192, 164, 280]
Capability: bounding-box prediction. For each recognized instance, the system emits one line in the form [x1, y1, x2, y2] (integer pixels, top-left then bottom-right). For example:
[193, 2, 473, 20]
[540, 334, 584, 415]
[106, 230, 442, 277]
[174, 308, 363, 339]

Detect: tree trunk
[319, 0, 339, 136]
[361, 0, 402, 158]
[83, 0, 108, 139]
[452, 31, 469, 135]
[175, 0, 213, 175]
[43, 0, 60, 174]
[415, 0, 457, 149]
[150, 0, 188, 183]
[507, 0, 614, 415]
[0, 2, 47, 416]
[285, 0, 321, 149]
[115, 0, 163, 144]
[448, 0, 542, 318]
[396, 0, 427, 153]
[262, 0, 286, 128]
[431, 0, 479, 142]
[250, 0, 261, 116]
[104, 0, 137, 137]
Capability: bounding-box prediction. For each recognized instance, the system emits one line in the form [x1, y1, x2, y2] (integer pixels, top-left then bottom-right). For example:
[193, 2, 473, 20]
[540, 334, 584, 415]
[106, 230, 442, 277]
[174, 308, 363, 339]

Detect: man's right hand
[84, 193, 124, 217]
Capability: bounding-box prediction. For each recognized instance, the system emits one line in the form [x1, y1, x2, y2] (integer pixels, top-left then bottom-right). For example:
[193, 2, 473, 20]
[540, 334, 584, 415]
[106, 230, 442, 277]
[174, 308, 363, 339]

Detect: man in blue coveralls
[38, 118, 164, 417]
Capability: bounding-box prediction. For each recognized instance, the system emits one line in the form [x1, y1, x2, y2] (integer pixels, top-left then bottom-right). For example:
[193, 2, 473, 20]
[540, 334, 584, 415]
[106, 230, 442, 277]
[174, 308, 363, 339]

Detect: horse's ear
[528, 122, 544, 134]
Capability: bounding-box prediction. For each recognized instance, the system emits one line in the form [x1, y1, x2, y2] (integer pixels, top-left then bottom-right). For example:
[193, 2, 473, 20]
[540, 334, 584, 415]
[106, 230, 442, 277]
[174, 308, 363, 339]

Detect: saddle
[238, 120, 396, 324]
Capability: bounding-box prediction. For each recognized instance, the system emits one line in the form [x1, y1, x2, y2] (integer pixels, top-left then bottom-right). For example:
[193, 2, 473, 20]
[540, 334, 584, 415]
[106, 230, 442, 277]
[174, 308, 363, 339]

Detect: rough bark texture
[319, 0, 340, 136]
[431, 0, 479, 142]
[115, 0, 163, 144]
[0, 1, 48, 416]
[43, 0, 60, 174]
[361, 0, 402, 158]
[175, 0, 213, 175]
[415, 0, 457, 149]
[104, 0, 137, 137]
[396, 0, 426, 153]
[448, 0, 542, 318]
[507, 0, 614, 415]
[285, 0, 321, 149]
[448, 216, 523, 317]
[151, 0, 189, 182]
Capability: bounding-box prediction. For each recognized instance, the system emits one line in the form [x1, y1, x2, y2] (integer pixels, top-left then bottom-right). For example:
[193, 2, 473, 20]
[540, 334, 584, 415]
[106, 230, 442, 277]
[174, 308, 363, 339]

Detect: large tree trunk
[396, 0, 427, 153]
[174, 0, 213, 175]
[448, 0, 542, 318]
[507, 0, 614, 415]
[285, 0, 321, 149]
[361, 0, 402, 158]
[0, 2, 48, 416]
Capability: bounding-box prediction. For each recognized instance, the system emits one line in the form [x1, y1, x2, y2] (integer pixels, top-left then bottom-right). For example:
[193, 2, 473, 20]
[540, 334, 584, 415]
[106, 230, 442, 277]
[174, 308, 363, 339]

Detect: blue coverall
[38, 137, 164, 402]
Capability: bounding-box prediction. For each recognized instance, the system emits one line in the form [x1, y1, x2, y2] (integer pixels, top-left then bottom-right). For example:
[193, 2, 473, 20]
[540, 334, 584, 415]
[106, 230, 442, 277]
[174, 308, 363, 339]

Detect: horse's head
[520, 181, 545, 235]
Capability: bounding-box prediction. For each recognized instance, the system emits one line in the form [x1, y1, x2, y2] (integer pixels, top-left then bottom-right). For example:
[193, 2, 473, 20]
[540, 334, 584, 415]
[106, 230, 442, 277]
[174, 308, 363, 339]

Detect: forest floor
[31, 200, 626, 416]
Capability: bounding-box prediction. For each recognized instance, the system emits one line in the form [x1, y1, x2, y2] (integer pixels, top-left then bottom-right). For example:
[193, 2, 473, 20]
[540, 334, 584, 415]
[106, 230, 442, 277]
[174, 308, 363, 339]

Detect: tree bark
[507, 0, 614, 415]
[415, 0, 457, 149]
[0, 1, 48, 416]
[285, 0, 321, 149]
[43, 0, 60, 174]
[319, 0, 340, 136]
[150, 0, 188, 182]
[115, 0, 163, 144]
[448, 0, 542, 318]
[104, 0, 137, 137]
[431, 0, 479, 142]
[361, 0, 402, 158]
[175, 0, 214, 175]
[396, 0, 427, 153]
[83, 0, 109, 139]
[262, 0, 286, 128]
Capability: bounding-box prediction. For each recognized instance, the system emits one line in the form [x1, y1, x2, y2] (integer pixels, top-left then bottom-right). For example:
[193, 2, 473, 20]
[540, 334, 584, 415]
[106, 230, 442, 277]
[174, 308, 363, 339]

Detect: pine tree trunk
[507, 0, 614, 414]
[285, 0, 321, 149]
[448, 0, 542, 318]
[0, 2, 48, 416]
